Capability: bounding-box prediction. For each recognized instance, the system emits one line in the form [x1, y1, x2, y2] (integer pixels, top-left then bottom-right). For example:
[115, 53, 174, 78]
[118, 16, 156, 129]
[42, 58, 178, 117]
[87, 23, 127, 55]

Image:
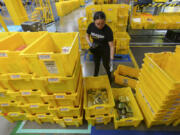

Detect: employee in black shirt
[86, 11, 114, 83]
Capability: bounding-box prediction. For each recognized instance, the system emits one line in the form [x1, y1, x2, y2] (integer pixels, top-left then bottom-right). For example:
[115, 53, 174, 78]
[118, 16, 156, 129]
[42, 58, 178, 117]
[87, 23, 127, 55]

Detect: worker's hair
[93, 11, 106, 21]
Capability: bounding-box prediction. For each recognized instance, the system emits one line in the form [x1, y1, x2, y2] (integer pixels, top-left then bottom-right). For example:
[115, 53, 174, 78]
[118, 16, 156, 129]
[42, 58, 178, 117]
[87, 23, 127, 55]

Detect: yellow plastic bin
[0, 89, 16, 103]
[116, 24, 127, 32]
[21, 32, 79, 77]
[114, 74, 137, 89]
[78, 17, 88, 30]
[112, 88, 143, 129]
[86, 113, 113, 126]
[54, 115, 83, 127]
[0, 32, 11, 40]
[0, 100, 24, 113]
[40, 57, 81, 94]
[0, 73, 45, 92]
[86, 5, 102, 22]
[83, 75, 115, 117]
[1, 112, 28, 123]
[173, 119, 180, 126]
[115, 64, 139, 78]
[131, 17, 143, 29]
[48, 98, 82, 117]
[115, 32, 130, 50]
[143, 52, 180, 90]
[0, 32, 43, 74]
[19, 103, 49, 114]
[27, 113, 55, 124]
[7, 89, 46, 104]
[43, 73, 83, 107]
[102, 4, 118, 23]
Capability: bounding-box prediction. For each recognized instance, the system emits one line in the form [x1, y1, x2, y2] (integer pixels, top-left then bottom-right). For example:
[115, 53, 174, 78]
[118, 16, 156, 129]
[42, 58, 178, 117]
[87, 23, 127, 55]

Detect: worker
[86, 11, 114, 83]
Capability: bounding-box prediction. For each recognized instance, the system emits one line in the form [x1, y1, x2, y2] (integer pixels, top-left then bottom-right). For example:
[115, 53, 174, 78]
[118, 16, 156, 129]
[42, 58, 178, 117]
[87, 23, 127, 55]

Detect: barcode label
[38, 115, 45, 118]
[22, 92, 31, 96]
[64, 119, 72, 122]
[60, 108, 69, 111]
[10, 113, 18, 116]
[0, 53, 8, 57]
[48, 78, 59, 82]
[1, 103, 9, 106]
[44, 61, 58, 74]
[96, 106, 104, 110]
[11, 75, 21, 79]
[56, 95, 64, 99]
[126, 120, 133, 122]
[39, 54, 51, 60]
[30, 105, 39, 108]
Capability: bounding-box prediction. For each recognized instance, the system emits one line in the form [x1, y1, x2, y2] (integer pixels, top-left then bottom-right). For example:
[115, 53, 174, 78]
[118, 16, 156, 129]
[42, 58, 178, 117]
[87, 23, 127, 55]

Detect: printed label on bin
[0, 53, 8, 57]
[1, 103, 9, 106]
[166, 111, 173, 114]
[176, 98, 180, 101]
[44, 61, 58, 74]
[96, 117, 103, 123]
[64, 119, 72, 122]
[60, 108, 69, 111]
[126, 120, 133, 122]
[96, 106, 104, 110]
[0, 93, 5, 97]
[11, 75, 21, 79]
[9, 113, 18, 116]
[30, 105, 39, 108]
[173, 103, 180, 106]
[56, 95, 64, 99]
[170, 107, 176, 110]
[39, 54, 51, 60]
[22, 92, 31, 96]
[48, 78, 59, 82]
[123, 79, 128, 85]
[38, 115, 45, 118]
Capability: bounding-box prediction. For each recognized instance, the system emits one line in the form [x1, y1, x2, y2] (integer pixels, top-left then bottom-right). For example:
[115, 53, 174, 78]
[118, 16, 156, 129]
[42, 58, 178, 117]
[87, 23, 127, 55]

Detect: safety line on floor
[14, 120, 92, 134]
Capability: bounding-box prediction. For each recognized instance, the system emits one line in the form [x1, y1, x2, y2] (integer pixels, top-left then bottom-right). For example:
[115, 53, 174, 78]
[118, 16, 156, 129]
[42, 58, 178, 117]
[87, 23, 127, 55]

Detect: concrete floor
[0, 1, 180, 135]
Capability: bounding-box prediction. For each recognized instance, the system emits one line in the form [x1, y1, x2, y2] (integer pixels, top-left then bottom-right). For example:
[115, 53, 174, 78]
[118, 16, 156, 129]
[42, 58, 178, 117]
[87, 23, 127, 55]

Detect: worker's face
[95, 19, 105, 30]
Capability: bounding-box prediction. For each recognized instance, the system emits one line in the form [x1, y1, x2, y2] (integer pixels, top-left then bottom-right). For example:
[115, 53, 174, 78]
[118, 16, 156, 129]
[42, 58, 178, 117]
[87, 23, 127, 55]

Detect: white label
[39, 54, 51, 60]
[166, 111, 173, 114]
[96, 117, 103, 123]
[126, 120, 133, 122]
[44, 61, 58, 74]
[10, 113, 18, 116]
[62, 47, 71, 54]
[176, 98, 180, 101]
[176, 22, 180, 24]
[0, 93, 5, 97]
[0, 53, 8, 57]
[30, 105, 39, 108]
[64, 119, 72, 122]
[1, 103, 9, 106]
[60, 108, 69, 111]
[170, 107, 176, 110]
[108, 8, 112, 11]
[11, 75, 21, 79]
[55, 95, 64, 99]
[38, 115, 45, 118]
[48, 78, 59, 82]
[96, 106, 104, 110]
[22, 92, 31, 96]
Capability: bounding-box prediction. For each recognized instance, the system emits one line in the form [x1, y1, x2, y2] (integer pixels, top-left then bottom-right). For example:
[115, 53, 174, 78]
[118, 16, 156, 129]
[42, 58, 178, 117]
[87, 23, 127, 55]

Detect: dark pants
[93, 47, 112, 83]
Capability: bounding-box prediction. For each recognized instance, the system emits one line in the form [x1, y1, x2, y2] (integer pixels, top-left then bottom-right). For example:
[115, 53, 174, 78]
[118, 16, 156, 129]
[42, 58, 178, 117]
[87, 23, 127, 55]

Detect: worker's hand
[110, 59, 113, 72]
[88, 42, 93, 47]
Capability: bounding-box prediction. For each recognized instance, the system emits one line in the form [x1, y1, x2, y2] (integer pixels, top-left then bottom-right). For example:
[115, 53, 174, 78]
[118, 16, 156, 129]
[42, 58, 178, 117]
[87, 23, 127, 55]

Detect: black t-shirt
[87, 23, 113, 48]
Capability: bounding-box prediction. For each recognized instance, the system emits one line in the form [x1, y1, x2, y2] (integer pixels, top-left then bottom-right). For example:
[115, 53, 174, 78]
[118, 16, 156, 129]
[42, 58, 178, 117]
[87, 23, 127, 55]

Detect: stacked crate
[135, 46, 180, 128]
[83, 76, 115, 126]
[0, 32, 83, 127]
[79, 4, 131, 54]
[78, 17, 89, 50]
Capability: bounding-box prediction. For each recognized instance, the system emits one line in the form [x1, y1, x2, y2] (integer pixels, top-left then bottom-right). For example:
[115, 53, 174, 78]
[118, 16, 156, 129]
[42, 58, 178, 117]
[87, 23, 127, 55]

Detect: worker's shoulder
[104, 24, 112, 32]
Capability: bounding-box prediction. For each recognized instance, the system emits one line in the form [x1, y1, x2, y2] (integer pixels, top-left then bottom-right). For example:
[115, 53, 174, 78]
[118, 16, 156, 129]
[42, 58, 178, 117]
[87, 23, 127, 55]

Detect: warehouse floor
[0, 1, 180, 135]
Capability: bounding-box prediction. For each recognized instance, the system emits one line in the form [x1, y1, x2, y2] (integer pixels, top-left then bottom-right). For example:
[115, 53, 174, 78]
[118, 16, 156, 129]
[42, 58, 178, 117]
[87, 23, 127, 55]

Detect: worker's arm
[109, 41, 114, 60]
[86, 33, 92, 46]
